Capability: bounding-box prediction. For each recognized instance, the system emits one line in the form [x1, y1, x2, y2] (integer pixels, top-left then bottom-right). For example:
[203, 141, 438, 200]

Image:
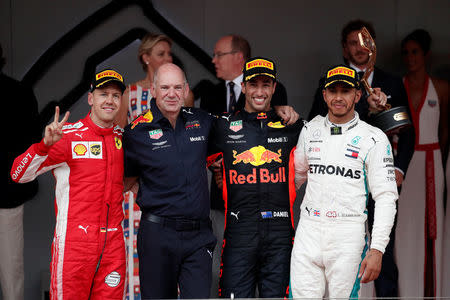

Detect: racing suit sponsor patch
[230, 120, 243, 132]
[104, 271, 121, 287]
[72, 142, 103, 159]
[11, 153, 32, 180]
[90, 143, 102, 157]
[228, 134, 245, 140]
[345, 148, 359, 159]
[261, 211, 289, 218]
[267, 137, 288, 143]
[308, 164, 361, 179]
[267, 121, 285, 128]
[330, 126, 342, 135]
[114, 137, 122, 149]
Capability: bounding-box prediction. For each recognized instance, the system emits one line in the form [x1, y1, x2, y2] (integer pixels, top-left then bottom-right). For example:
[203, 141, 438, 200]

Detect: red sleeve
[10, 138, 68, 183]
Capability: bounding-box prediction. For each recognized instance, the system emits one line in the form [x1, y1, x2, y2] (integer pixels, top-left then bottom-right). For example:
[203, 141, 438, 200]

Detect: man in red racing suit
[10, 69, 127, 300]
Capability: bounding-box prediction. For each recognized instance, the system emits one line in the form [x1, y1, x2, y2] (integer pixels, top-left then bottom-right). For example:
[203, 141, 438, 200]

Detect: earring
[145, 61, 149, 65]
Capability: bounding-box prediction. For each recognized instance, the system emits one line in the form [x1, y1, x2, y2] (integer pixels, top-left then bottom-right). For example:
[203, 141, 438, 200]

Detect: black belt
[142, 212, 211, 231]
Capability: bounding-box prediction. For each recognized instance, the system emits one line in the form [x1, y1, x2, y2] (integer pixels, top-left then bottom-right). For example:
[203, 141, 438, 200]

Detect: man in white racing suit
[290, 64, 398, 298]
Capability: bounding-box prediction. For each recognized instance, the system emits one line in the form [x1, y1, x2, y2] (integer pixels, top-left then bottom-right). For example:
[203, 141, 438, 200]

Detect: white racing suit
[290, 113, 397, 298]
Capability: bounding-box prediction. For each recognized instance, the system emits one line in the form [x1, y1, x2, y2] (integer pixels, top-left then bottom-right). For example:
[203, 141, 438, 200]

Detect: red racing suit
[10, 115, 126, 300]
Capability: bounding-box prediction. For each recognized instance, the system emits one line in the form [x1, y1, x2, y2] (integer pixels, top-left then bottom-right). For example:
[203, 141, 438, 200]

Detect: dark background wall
[1, 0, 449, 299]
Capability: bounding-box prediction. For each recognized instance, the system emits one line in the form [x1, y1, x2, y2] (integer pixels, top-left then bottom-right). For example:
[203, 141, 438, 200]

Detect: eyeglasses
[212, 51, 238, 58]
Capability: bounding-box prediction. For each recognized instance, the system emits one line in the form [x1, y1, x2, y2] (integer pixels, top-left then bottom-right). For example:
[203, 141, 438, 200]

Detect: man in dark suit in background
[308, 20, 415, 298]
[198, 34, 288, 297]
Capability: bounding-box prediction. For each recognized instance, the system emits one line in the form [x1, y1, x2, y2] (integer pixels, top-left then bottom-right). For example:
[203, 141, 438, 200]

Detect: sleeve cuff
[34, 139, 52, 155]
[394, 167, 404, 176]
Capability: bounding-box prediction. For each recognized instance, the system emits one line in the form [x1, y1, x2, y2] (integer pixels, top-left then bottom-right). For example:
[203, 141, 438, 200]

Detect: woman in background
[395, 29, 448, 298]
[116, 33, 194, 127]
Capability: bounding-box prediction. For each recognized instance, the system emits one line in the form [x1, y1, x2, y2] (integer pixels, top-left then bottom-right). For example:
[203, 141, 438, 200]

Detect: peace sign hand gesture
[43, 106, 70, 146]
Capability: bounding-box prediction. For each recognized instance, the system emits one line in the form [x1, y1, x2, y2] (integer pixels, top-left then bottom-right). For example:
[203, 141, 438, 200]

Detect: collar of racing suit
[324, 112, 359, 134]
[86, 113, 115, 136]
[239, 108, 278, 121]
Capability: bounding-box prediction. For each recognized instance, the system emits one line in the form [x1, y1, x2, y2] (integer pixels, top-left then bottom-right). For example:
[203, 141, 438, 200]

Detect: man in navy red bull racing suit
[208, 57, 303, 298]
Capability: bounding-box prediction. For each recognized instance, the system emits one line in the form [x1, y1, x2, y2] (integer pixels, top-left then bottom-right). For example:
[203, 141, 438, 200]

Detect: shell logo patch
[73, 144, 87, 156]
[267, 121, 285, 128]
[72, 142, 103, 159]
[115, 137, 122, 149]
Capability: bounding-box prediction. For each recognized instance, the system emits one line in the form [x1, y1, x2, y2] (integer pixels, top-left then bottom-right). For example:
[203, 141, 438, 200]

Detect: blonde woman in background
[116, 33, 194, 127]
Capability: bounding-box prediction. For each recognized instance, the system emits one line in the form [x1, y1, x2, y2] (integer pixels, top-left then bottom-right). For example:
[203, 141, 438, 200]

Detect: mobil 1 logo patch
[190, 135, 206, 142]
[267, 137, 288, 143]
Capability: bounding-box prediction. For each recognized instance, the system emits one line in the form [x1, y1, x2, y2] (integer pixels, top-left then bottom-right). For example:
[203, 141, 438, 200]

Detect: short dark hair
[341, 19, 376, 46]
[401, 29, 432, 55]
[231, 35, 251, 60]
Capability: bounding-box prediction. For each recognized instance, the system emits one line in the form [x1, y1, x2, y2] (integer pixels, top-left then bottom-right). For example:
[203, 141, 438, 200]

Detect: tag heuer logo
[149, 129, 163, 140]
[230, 120, 243, 132]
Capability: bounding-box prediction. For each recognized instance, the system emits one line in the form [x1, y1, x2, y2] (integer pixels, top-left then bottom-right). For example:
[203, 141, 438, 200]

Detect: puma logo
[305, 207, 311, 216]
[206, 249, 213, 258]
[230, 211, 240, 221]
[78, 225, 89, 234]
[75, 133, 83, 138]
[221, 115, 231, 121]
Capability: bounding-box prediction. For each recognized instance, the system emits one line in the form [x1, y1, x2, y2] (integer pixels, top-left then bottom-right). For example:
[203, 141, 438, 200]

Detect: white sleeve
[366, 132, 398, 253]
[294, 127, 309, 189]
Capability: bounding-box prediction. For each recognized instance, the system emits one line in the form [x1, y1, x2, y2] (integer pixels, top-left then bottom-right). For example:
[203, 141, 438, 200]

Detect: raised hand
[274, 105, 300, 125]
[367, 88, 388, 113]
[43, 106, 70, 146]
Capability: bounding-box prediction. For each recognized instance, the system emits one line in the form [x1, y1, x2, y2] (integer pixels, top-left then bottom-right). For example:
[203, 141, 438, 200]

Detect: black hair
[341, 19, 376, 46]
[401, 29, 431, 55]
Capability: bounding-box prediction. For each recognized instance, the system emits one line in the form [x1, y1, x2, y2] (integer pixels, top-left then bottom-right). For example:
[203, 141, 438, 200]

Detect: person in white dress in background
[395, 29, 448, 298]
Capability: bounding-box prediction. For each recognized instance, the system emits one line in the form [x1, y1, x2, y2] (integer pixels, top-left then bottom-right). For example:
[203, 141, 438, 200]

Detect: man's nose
[167, 87, 176, 97]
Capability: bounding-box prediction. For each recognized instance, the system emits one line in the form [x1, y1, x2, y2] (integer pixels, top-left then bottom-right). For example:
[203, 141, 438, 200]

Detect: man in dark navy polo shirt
[123, 63, 216, 299]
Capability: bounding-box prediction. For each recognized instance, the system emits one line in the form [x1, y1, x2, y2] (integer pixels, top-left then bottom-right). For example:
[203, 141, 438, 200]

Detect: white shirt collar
[225, 74, 243, 110]
[349, 63, 374, 86]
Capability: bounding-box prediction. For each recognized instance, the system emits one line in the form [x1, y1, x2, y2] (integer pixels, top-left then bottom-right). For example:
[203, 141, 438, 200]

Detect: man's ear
[88, 92, 93, 106]
[241, 81, 246, 94]
[354, 89, 362, 103]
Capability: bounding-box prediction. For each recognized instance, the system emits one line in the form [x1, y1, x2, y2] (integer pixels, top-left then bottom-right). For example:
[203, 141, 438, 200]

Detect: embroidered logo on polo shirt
[149, 129, 163, 140]
[185, 120, 201, 130]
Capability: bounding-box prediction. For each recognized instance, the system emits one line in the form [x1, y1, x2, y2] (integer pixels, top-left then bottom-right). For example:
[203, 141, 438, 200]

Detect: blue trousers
[137, 216, 216, 299]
